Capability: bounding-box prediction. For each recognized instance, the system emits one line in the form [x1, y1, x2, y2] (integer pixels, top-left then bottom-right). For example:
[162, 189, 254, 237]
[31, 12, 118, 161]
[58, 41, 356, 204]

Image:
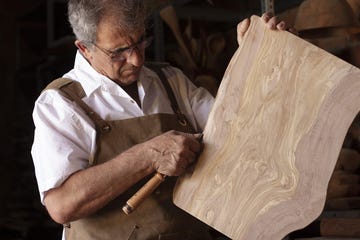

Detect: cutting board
[173, 15, 360, 239]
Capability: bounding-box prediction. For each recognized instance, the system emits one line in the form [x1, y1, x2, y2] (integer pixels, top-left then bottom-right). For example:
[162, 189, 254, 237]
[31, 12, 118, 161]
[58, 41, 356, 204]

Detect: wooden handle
[122, 172, 166, 215]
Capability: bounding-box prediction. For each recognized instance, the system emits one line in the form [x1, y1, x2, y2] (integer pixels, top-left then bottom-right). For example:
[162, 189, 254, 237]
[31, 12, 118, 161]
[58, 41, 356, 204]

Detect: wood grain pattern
[173, 15, 360, 239]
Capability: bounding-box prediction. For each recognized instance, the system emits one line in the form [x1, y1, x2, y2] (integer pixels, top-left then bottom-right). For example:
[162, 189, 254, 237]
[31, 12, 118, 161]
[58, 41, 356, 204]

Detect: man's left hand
[237, 12, 298, 44]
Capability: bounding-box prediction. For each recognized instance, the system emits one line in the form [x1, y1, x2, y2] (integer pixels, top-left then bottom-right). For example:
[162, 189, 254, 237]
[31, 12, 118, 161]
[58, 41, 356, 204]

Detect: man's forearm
[44, 144, 154, 224]
[43, 130, 201, 224]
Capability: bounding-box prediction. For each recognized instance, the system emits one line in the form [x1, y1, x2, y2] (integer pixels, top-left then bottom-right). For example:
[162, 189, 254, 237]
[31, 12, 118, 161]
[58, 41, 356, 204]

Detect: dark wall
[0, 1, 65, 239]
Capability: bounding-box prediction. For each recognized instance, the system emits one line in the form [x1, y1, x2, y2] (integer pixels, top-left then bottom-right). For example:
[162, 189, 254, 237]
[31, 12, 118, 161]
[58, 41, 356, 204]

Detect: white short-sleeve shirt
[31, 51, 214, 203]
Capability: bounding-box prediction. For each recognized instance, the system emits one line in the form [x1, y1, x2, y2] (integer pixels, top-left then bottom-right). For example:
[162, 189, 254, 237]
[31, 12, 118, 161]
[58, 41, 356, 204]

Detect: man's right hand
[145, 130, 202, 176]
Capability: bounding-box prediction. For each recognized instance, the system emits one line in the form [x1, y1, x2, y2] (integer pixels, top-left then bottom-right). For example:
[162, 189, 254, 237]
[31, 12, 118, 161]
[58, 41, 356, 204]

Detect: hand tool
[122, 172, 166, 214]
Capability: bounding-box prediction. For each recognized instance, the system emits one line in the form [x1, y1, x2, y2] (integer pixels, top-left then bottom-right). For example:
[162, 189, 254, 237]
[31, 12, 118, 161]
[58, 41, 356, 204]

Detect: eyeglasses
[92, 36, 153, 62]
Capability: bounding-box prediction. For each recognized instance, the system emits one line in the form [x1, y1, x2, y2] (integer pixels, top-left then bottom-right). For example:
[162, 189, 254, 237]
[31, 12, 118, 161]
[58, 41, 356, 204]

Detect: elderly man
[31, 0, 288, 239]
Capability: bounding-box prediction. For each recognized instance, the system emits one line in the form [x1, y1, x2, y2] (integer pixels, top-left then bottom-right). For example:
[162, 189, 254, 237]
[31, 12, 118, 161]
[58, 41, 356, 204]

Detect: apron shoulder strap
[43, 77, 86, 98]
[145, 62, 181, 114]
[145, 62, 192, 128]
[44, 78, 111, 133]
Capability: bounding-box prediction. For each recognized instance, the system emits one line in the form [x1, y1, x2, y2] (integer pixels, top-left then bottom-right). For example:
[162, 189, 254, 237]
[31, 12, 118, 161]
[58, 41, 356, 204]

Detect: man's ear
[75, 40, 92, 60]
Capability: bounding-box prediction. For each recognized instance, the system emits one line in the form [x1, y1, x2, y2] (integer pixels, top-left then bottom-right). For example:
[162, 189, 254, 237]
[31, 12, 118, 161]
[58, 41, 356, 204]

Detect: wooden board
[173, 15, 360, 240]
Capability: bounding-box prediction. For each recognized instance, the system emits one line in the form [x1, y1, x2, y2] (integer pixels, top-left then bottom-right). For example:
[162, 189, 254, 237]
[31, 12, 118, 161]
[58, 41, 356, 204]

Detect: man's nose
[126, 47, 143, 66]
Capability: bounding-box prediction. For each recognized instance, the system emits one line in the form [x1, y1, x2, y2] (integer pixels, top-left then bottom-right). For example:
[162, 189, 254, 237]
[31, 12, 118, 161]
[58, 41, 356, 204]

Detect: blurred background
[1, 0, 360, 239]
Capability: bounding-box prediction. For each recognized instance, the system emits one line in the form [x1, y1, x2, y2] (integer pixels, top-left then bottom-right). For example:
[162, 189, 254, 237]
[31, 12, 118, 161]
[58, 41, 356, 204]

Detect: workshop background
[1, 0, 360, 239]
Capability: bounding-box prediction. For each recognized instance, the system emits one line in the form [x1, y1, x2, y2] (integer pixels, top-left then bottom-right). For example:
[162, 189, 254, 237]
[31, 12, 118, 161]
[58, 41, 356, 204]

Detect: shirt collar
[72, 50, 106, 96]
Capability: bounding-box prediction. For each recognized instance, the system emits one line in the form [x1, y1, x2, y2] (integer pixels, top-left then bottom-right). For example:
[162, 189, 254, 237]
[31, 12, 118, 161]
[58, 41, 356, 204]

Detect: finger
[166, 152, 189, 176]
[179, 149, 196, 165]
[155, 148, 196, 176]
[153, 163, 169, 176]
[168, 148, 195, 167]
[261, 12, 273, 23]
[174, 132, 202, 152]
[155, 155, 179, 176]
[187, 136, 202, 153]
[174, 155, 196, 176]
[266, 16, 279, 30]
[276, 21, 286, 31]
[237, 18, 250, 43]
[172, 166, 186, 177]
[193, 133, 203, 141]
[287, 27, 299, 36]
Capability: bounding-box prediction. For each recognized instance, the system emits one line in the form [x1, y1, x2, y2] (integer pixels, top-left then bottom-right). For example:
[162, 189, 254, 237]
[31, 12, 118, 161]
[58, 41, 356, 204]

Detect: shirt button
[130, 100, 135, 104]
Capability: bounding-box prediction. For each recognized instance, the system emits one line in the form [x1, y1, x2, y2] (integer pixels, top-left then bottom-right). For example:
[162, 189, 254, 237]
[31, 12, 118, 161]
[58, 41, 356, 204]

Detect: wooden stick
[159, 5, 198, 70]
[122, 172, 166, 215]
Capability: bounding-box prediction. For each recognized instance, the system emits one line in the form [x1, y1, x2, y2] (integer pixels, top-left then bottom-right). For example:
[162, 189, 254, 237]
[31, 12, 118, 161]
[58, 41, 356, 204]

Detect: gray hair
[68, 0, 146, 44]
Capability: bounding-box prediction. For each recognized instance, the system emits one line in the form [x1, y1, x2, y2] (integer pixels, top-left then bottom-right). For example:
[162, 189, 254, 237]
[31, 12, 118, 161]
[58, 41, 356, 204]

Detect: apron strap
[44, 78, 111, 133]
[146, 62, 190, 127]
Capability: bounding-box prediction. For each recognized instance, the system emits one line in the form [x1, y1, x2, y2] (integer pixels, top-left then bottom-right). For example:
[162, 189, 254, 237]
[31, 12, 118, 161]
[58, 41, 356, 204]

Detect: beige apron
[45, 66, 212, 240]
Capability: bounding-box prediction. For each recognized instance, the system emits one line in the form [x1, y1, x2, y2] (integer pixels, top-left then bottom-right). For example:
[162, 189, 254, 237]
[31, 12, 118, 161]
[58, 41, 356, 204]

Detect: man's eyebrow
[111, 45, 131, 54]
[110, 35, 145, 54]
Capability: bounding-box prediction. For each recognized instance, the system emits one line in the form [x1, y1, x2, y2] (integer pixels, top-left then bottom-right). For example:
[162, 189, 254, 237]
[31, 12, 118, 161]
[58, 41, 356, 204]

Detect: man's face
[83, 16, 146, 86]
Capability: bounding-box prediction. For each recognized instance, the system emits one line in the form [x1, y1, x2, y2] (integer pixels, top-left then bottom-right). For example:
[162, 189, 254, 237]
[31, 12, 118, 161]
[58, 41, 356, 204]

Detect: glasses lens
[108, 36, 153, 61]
